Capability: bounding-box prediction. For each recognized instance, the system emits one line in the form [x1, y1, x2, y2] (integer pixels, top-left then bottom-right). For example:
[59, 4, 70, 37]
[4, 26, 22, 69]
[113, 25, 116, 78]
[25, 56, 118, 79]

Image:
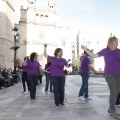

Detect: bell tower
[27, 0, 36, 7]
[27, 0, 36, 22]
[48, 0, 56, 11]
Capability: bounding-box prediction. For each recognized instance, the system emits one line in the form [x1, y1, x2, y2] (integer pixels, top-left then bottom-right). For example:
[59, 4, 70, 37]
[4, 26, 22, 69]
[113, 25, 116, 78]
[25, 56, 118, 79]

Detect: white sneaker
[55, 105, 59, 109]
[79, 96, 85, 101]
[31, 99, 35, 102]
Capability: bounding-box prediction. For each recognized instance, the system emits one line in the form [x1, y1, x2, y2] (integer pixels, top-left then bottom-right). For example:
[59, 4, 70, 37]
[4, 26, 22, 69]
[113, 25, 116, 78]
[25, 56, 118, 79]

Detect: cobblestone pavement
[0, 75, 119, 120]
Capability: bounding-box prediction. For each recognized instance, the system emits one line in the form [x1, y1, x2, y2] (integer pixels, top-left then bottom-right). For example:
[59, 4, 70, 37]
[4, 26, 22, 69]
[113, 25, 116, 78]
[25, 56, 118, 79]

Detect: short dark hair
[54, 48, 62, 57]
[24, 56, 29, 61]
[30, 52, 37, 61]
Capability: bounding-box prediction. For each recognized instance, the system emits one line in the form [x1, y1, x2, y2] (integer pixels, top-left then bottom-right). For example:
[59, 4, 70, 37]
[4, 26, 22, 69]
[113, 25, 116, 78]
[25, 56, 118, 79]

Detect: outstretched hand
[45, 70, 50, 74]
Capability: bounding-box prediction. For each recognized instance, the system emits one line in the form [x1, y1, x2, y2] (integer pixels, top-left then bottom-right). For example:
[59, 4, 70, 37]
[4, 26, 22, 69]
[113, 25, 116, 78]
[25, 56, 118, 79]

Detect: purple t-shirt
[80, 56, 90, 74]
[22, 64, 28, 72]
[27, 60, 40, 76]
[48, 56, 68, 77]
[97, 48, 120, 74]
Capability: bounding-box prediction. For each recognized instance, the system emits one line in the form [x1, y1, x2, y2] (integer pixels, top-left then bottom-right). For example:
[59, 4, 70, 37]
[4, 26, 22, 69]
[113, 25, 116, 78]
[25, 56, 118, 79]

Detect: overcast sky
[14, 0, 120, 35]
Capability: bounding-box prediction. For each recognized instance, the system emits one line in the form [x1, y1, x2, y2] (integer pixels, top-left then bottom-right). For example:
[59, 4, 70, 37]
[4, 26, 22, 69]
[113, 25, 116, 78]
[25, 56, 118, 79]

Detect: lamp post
[12, 27, 18, 79]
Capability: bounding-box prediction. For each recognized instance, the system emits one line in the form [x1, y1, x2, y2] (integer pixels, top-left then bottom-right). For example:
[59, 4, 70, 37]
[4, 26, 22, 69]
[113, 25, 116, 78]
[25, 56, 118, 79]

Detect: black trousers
[28, 75, 38, 100]
[22, 72, 29, 91]
[39, 75, 42, 84]
[52, 76, 65, 106]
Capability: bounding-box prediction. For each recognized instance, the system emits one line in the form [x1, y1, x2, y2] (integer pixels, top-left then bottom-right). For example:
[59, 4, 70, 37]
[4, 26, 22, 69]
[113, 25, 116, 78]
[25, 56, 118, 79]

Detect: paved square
[0, 75, 118, 120]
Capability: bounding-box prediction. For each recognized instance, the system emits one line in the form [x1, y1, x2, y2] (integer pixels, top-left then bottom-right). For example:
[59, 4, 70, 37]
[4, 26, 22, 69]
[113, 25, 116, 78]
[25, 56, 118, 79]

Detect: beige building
[0, 0, 15, 69]
[15, 0, 72, 68]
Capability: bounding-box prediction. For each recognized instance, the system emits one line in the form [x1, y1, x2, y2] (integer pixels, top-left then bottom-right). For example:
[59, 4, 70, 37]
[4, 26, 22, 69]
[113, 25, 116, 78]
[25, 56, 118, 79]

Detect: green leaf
[10, 46, 20, 50]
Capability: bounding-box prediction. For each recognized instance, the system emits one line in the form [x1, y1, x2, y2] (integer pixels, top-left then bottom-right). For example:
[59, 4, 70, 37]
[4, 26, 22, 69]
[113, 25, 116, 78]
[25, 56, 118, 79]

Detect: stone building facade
[15, 0, 72, 68]
[0, 0, 15, 69]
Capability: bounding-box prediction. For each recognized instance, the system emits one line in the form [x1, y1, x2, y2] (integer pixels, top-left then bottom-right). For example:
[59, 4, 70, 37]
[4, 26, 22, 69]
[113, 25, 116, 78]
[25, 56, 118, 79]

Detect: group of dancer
[20, 37, 120, 119]
[20, 44, 72, 108]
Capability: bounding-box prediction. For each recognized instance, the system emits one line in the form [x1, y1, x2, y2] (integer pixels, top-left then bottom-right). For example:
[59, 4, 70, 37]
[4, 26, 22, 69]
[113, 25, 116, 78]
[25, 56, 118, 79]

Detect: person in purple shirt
[19, 56, 30, 94]
[79, 51, 96, 101]
[81, 37, 120, 120]
[44, 44, 72, 108]
[23, 52, 49, 102]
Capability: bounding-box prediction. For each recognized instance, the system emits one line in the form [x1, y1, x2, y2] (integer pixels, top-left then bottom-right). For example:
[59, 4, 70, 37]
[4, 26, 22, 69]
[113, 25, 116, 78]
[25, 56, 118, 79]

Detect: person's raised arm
[23, 57, 28, 66]
[81, 45, 99, 58]
[44, 44, 48, 58]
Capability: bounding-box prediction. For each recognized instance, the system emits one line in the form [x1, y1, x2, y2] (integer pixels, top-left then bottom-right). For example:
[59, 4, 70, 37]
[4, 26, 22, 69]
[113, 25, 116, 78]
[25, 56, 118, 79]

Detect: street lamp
[12, 27, 18, 82]
[12, 27, 18, 36]
[16, 34, 19, 43]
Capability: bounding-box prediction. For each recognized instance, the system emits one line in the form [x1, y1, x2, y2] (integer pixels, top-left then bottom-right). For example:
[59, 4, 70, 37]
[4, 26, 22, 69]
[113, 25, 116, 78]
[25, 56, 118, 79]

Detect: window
[52, 6, 53, 8]
[36, 14, 39, 16]
[45, 15, 48, 18]
[41, 14, 44, 17]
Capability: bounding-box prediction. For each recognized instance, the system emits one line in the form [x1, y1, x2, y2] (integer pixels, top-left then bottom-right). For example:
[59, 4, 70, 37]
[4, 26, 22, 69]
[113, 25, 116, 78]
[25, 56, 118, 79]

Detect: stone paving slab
[16, 118, 45, 120]
[21, 109, 46, 117]
[72, 107, 99, 117]
[0, 118, 16, 120]
[0, 109, 22, 117]
[46, 117, 76, 120]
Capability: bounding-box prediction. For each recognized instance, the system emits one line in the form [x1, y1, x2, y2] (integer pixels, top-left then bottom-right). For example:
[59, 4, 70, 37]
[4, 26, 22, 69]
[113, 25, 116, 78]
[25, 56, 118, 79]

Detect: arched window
[36, 14, 39, 16]
[45, 15, 48, 18]
[41, 14, 44, 17]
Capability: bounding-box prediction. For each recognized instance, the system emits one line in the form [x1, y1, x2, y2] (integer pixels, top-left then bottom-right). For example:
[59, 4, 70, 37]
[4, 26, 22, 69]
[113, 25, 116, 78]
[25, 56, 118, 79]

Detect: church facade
[15, 0, 72, 68]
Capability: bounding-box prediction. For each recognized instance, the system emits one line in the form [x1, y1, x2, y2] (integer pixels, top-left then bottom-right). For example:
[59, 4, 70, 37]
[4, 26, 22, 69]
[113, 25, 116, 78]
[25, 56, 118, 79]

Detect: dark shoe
[108, 109, 120, 116]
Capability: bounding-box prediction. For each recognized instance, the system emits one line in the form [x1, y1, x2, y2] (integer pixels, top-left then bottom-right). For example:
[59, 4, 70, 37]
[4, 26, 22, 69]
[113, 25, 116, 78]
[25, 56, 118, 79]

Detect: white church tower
[27, 0, 36, 7]
[27, 0, 36, 22]
[48, 0, 56, 11]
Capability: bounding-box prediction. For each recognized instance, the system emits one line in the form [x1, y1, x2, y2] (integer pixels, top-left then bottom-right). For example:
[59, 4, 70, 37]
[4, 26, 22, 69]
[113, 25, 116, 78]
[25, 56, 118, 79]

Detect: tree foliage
[10, 46, 20, 50]
[72, 57, 80, 70]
